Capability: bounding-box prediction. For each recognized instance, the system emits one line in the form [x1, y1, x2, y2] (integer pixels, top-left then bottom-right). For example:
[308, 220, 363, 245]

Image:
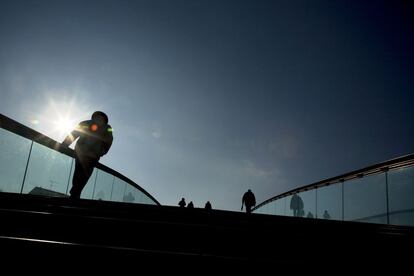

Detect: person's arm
[100, 126, 113, 156]
[241, 196, 244, 210]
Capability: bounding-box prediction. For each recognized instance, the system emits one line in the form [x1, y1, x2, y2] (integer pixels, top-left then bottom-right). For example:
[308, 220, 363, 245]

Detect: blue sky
[1, 0, 413, 211]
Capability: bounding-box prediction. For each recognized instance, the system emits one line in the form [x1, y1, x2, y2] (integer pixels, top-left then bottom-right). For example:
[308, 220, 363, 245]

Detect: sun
[30, 95, 93, 142]
[53, 116, 76, 137]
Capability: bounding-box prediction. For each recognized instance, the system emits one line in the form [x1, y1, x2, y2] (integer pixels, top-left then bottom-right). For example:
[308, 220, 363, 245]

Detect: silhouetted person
[307, 211, 314, 218]
[62, 111, 113, 199]
[290, 193, 304, 217]
[178, 198, 186, 208]
[204, 201, 212, 210]
[241, 189, 256, 213]
[187, 201, 194, 208]
[323, 210, 331, 219]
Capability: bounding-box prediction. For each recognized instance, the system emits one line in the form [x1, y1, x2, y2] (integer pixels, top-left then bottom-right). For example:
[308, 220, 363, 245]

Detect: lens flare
[53, 116, 76, 137]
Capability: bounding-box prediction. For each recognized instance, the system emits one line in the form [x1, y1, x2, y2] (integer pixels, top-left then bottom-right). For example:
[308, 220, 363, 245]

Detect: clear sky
[1, 0, 413, 211]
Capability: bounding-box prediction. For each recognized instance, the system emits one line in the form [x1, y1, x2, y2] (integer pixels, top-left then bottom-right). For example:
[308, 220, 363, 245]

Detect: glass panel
[276, 197, 287, 216]
[254, 205, 266, 214]
[80, 168, 97, 199]
[122, 184, 156, 205]
[265, 203, 272, 214]
[265, 202, 272, 214]
[65, 166, 98, 199]
[388, 166, 414, 226]
[124, 184, 143, 204]
[65, 161, 75, 195]
[317, 183, 342, 221]
[120, 180, 140, 203]
[92, 169, 114, 201]
[22, 142, 72, 197]
[344, 173, 387, 224]
[133, 181, 155, 205]
[0, 128, 32, 193]
[285, 196, 295, 217]
[142, 194, 157, 205]
[254, 202, 270, 214]
[270, 200, 277, 215]
[110, 177, 127, 202]
[298, 190, 316, 218]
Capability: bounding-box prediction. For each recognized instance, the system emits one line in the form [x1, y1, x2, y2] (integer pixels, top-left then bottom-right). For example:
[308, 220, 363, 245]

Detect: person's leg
[246, 205, 252, 213]
[70, 157, 84, 198]
[70, 156, 97, 199]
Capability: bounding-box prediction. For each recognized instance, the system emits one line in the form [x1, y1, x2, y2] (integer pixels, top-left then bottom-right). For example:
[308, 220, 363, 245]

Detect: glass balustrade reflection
[141, 193, 157, 205]
[388, 166, 414, 226]
[93, 169, 114, 201]
[0, 129, 32, 193]
[77, 168, 98, 200]
[253, 164, 414, 227]
[22, 142, 72, 197]
[317, 183, 342, 221]
[277, 197, 287, 216]
[297, 190, 316, 219]
[110, 177, 127, 202]
[344, 173, 387, 224]
[267, 202, 274, 215]
[285, 195, 295, 217]
[0, 124, 158, 205]
[123, 184, 142, 204]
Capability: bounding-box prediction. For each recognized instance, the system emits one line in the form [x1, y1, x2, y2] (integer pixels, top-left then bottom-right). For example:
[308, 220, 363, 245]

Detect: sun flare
[53, 116, 76, 137]
[31, 95, 92, 142]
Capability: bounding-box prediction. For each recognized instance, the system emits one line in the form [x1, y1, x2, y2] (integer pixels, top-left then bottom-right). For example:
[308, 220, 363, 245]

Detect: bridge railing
[0, 113, 159, 205]
[253, 153, 414, 227]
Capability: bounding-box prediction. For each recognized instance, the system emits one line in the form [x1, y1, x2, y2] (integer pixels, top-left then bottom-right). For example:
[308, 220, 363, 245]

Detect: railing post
[65, 158, 74, 195]
[315, 188, 318, 219]
[20, 141, 34, 194]
[385, 170, 390, 225]
[341, 179, 345, 221]
[122, 181, 128, 202]
[91, 169, 98, 199]
[109, 176, 115, 201]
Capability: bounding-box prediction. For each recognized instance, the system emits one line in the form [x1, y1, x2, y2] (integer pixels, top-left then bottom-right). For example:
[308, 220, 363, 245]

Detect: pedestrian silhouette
[290, 193, 304, 217]
[241, 189, 256, 213]
[178, 198, 186, 208]
[323, 210, 331, 219]
[307, 211, 314, 218]
[187, 201, 194, 208]
[204, 201, 212, 210]
[62, 111, 113, 199]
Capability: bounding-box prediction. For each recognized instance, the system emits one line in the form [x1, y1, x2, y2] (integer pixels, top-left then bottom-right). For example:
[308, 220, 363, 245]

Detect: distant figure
[187, 201, 194, 208]
[204, 201, 212, 210]
[123, 192, 135, 203]
[323, 210, 331, 219]
[178, 198, 186, 208]
[307, 211, 314, 219]
[290, 193, 304, 217]
[62, 111, 113, 199]
[241, 189, 256, 214]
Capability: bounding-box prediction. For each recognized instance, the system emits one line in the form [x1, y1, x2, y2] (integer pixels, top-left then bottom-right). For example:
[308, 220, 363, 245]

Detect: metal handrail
[0, 113, 160, 205]
[253, 152, 414, 211]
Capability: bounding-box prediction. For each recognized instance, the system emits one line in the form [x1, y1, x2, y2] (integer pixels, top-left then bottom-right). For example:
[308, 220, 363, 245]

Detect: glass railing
[0, 114, 159, 205]
[253, 154, 414, 227]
